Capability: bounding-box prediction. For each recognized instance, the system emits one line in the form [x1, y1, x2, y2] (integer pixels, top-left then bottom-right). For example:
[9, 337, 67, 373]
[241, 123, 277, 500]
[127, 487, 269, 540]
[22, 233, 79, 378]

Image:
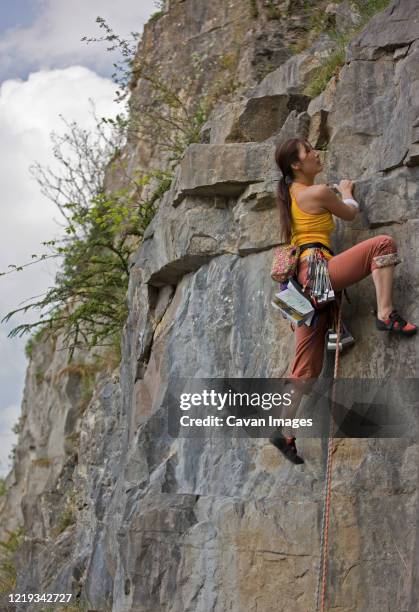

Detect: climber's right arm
[310, 183, 358, 221]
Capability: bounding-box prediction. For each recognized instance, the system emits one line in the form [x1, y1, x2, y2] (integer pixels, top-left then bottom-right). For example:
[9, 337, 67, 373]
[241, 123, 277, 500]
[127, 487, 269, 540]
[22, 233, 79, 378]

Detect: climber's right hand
[334, 179, 354, 198]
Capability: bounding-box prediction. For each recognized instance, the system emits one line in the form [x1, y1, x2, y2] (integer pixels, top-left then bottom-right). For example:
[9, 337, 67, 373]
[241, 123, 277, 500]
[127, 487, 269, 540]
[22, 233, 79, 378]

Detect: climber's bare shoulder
[294, 183, 331, 214]
[298, 183, 357, 221]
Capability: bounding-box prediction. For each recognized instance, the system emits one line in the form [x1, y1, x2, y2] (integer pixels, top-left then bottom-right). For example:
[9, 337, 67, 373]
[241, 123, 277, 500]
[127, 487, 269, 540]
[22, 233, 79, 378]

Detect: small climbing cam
[326, 323, 355, 352]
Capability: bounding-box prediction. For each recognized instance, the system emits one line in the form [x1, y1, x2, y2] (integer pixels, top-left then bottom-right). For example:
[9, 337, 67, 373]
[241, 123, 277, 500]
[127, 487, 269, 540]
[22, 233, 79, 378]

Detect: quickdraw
[303, 248, 335, 308]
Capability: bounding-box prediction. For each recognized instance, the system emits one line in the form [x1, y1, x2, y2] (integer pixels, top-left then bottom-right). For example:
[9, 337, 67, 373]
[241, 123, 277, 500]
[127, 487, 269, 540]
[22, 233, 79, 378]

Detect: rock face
[2, 1, 419, 611]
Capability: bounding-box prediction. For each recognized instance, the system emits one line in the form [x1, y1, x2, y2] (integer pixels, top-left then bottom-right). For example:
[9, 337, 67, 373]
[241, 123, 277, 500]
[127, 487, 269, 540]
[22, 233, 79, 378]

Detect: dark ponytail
[274, 137, 309, 243]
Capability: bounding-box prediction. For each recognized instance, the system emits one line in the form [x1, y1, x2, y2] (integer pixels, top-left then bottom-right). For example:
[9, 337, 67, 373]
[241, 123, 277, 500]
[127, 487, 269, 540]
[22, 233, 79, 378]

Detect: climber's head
[274, 138, 322, 242]
[275, 138, 322, 184]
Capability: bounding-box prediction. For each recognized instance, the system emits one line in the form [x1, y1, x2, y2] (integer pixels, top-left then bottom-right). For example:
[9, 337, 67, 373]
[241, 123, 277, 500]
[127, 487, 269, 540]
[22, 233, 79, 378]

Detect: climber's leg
[288, 308, 330, 379]
[276, 261, 332, 433]
[327, 234, 416, 334]
[329, 234, 399, 319]
[286, 253, 335, 380]
[269, 261, 332, 455]
[270, 306, 329, 459]
[286, 235, 401, 382]
[372, 265, 394, 321]
[327, 234, 400, 291]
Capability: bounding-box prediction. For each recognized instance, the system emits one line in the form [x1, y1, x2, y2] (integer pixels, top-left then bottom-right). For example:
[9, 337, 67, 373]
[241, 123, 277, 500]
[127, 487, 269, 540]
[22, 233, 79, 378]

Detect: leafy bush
[55, 506, 76, 535]
[0, 526, 24, 594]
[265, 0, 281, 20]
[149, 10, 165, 22]
[2, 17, 218, 359]
[304, 0, 391, 97]
[24, 326, 49, 360]
[1, 109, 170, 358]
[249, 0, 259, 18]
[352, 0, 391, 20]
[304, 37, 346, 97]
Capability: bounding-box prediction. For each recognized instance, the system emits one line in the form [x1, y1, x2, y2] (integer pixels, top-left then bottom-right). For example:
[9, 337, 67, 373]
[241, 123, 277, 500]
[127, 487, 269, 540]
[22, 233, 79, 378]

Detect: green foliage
[199, 49, 241, 110]
[304, 0, 391, 97]
[82, 18, 237, 160]
[24, 326, 49, 360]
[54, 490, 77, 536]
[32, 457, 52, 468]
[265, 0, 281, 20]
[35, 367, 45, 386]
[0, 526, 24, 593]
[55, 506, 76, 535]
[1, 111, 172, 358]
[2, 18, 213, 359]
[65, 431, 81, 450]
[149, 10, 165, 22]
[56, 359, 102, 412]
[217, 52, 238, 72]
[8, 445, 16, 463]
[352, 0, 391, 20]
[249, 0, 259, 18]
[127, 60, 210, 163]
[304, 38, 346, 97]
[81, 18, 141, 104]
[12, 415, 25, 435]
[304, 1, 335, 35]
[83, 18, 213, 161]
[258, 61, 276, 81]
[0, 479, 6, 497]
[289, 38, 310, 54]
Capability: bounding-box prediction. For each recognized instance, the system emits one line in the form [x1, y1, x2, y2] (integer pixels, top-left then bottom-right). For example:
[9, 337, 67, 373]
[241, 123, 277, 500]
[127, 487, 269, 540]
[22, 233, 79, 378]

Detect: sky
[0, 0, 157, 477]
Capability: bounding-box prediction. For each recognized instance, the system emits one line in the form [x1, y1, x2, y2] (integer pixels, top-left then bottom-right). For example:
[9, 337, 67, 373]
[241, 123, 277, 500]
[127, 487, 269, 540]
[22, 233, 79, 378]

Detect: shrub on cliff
[1, 107, 168, 358]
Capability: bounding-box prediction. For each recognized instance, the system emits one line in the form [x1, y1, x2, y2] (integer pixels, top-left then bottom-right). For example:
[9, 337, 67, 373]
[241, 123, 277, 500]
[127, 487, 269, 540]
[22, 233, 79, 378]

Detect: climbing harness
[315, 295, 343, 612]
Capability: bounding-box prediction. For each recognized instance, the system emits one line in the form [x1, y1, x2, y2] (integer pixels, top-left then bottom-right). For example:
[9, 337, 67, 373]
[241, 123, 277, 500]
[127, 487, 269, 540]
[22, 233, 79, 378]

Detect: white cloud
[0, 0, 157, 80]
[0, 66, 121, 477]
[0, 66, 120, 266]
[0, 0, 157, 480]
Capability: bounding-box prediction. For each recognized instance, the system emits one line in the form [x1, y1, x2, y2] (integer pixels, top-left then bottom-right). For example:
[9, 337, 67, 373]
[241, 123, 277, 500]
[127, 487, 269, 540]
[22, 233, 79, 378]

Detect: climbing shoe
[375, 310, 417, 336]
[269, 434, 304, 464]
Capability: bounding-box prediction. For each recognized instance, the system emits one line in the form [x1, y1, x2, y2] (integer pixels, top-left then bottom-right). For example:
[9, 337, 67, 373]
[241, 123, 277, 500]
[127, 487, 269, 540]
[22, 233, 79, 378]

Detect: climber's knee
[371, 235, 401, 270]
[289, 361, 323, 379]
[375, 234, 397, 250]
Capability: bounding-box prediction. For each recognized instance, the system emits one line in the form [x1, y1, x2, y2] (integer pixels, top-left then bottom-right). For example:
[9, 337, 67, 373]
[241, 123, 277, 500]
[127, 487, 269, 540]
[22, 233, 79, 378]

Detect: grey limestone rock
[2, 2, 419, 611]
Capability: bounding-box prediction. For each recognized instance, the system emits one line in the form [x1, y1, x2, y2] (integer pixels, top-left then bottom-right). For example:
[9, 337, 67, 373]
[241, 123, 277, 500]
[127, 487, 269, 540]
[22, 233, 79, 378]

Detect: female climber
[270, 137, 417, 464]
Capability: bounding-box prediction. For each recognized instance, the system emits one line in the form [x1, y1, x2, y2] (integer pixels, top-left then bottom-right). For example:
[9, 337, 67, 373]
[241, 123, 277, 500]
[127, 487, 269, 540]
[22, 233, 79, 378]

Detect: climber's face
[292, 141, 322, 177]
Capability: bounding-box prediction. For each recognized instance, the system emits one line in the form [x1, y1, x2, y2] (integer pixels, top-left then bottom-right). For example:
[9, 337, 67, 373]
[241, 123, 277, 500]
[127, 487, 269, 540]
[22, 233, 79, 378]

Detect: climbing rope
[315, 295, 343, 612]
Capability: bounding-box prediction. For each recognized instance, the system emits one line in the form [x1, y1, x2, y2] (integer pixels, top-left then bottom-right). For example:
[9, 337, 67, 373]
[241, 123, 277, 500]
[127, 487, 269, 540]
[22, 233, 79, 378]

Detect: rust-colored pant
[289, 234, 400, 379]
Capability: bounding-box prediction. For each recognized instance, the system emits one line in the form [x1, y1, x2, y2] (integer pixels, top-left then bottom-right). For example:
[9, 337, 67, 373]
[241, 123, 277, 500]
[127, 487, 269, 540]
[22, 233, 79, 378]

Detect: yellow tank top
[290, 185, 335, 260]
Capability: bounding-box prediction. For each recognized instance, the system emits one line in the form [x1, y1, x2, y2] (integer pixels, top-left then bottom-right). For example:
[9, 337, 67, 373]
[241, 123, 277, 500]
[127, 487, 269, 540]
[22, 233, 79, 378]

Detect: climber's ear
[291, 141, 306, 171]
